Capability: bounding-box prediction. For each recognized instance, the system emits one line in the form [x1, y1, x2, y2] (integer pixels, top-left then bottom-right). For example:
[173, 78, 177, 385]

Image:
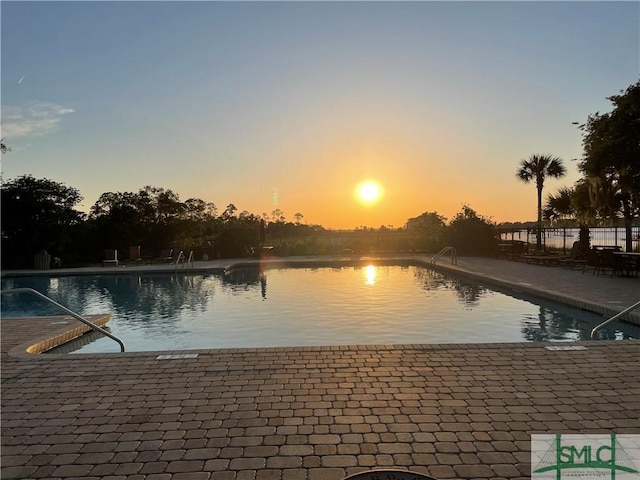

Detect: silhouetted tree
[543, 182, 595, 255]
[174, 198, 218, 250]
[543, 187, 574, 223]
[271, 209, 285, 222]
[447, 205, 498, 256]
[216, 215, 261, 258]
[406, 211, 447, 252]
[516, 154, 566, 250]
[88, 191, 141, 252]
[1, 175, 84, 267]
[88, 187, 188, 255]
[221, 203, 237, 220]
[579, 80, 640, 251]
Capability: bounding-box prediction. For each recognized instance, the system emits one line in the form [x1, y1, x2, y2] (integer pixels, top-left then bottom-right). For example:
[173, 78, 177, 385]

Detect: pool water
[1, 263, 637, 353]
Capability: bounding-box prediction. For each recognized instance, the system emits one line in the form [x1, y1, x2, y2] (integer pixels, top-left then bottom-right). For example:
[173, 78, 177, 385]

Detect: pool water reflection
[1, 263, 637, 353]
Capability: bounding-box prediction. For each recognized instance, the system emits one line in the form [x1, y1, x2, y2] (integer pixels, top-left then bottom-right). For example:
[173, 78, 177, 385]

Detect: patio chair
[580, 248, 599, 275]
[595, 249, 624, 277]
[102, 249, 119, 267]
[156, 248, 174, 264]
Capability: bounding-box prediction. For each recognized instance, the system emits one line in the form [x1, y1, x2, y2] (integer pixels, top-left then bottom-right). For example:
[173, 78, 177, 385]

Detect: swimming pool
[2, 262, 637, 353]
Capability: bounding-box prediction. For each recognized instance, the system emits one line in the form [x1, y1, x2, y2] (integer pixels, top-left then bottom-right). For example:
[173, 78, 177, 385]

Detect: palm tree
[516, 154, 566, 250]
[543, 187, 574, 223]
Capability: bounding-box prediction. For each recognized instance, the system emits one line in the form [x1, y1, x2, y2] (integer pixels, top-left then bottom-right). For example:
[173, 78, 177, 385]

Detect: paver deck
[2, 256, 639, 480]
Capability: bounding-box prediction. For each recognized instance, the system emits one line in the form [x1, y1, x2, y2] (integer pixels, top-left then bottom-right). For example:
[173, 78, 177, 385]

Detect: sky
[1, 1, 639, 230]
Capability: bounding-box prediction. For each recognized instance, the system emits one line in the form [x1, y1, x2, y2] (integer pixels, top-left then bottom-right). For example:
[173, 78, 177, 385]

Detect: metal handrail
[431, 246, 457, 265]
[591, 299, 640, 340]
[174, 250, 194, 272]
[1, 288, 125, 352]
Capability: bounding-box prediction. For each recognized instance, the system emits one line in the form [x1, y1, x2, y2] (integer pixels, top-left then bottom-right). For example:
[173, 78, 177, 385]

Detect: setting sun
[356, 181, 381, 204]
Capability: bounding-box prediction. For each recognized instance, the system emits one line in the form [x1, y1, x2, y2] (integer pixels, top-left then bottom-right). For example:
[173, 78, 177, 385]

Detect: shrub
[447, 205, 498, 256]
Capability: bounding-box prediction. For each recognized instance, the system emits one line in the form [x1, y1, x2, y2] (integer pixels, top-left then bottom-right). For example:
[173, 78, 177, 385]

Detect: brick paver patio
[2, 256, 639, 479]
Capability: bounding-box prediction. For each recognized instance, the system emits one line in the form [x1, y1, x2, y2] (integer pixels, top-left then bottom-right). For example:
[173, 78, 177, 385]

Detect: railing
[0, 288, 125, 352]
[497, 226, 640, 253]
[174, 250, 194, 273]
[431, 246, 457, 265]
[591, 299, 640, 340]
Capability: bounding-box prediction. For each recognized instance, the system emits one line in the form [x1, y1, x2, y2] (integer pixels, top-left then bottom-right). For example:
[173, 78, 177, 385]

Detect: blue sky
[2, 1, 638, 228]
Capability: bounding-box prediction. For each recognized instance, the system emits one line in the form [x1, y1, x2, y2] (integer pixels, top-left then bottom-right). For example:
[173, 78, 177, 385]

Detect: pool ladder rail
[431, 246, 457, 265]
[174, 250, 195, 272]
[0, 288, 125, 352]
[591, 299, 640, 340]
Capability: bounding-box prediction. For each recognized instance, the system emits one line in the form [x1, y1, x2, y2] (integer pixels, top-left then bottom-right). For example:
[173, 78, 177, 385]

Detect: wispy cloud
[1, 101, 75, 139]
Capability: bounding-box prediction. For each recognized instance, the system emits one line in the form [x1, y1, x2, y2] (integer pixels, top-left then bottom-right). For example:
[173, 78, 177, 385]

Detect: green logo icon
[532, 434, 640, 479]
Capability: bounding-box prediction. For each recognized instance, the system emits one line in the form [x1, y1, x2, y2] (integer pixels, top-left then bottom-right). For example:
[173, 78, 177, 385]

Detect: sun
[356, 181, 381, 204]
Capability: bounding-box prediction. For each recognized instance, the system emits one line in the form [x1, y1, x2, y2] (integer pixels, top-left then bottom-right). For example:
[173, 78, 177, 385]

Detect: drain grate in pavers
[544, 345, 588, 351]
[155, 353, 199, 359]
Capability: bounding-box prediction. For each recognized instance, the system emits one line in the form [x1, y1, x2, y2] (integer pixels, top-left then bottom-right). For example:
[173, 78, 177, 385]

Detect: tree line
[0, 179, 331, 268]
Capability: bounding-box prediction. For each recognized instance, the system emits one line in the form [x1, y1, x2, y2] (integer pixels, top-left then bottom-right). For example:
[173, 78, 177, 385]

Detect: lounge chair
[558, 242, 588, 271]
[500, 240, 527, 260]
[156, 248, 174, 264]
[520, 252, 569, 266]
[102, 249, 119, 267]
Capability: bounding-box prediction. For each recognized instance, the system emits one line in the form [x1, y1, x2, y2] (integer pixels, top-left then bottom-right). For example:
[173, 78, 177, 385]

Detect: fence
[497, 226, 640, 253]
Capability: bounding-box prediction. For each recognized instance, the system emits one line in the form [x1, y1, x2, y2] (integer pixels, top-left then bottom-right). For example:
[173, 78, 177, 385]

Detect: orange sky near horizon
[182, 132, 577, 230]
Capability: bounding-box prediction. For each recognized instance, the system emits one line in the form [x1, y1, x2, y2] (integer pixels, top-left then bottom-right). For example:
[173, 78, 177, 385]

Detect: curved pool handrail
[591, 299, 640, 340]
[1, 288, 125, 352]
[174, 250, 195, 273]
